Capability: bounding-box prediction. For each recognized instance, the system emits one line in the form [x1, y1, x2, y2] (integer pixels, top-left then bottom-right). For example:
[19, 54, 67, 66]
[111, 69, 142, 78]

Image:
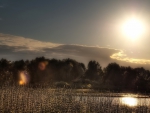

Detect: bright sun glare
[122, 17, 146, 40]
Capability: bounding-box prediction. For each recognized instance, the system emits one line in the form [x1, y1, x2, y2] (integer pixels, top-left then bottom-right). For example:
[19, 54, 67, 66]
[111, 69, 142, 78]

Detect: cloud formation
[110, 50, 150, 65]
[0, 33, 60, 51]
[0, 33, 150, 69]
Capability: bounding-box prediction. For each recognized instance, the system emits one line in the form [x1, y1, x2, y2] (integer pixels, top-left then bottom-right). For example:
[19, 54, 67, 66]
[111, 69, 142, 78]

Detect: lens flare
[19, 80, 24, 85]
[38, 61, 48, 71]
[19, 71, 29, 85]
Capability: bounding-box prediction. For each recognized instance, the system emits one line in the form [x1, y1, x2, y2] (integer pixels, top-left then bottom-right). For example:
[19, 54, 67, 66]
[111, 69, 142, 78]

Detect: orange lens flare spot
[18, 71, 29, 85]
[19, 80, 24, 85]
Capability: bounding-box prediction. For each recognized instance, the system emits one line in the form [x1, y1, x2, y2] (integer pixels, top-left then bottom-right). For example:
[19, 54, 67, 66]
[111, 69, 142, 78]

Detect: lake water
[73, 94, 150, 107]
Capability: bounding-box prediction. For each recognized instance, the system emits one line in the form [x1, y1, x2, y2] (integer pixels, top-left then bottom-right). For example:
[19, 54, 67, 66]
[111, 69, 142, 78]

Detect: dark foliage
[0, 57, 150, 93]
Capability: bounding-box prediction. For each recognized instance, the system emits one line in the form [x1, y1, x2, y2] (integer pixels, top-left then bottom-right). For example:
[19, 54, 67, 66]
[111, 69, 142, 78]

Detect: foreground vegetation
[0, 86, 150, 113]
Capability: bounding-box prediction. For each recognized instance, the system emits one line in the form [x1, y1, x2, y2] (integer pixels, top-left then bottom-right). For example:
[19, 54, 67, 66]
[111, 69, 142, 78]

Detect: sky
[0, 0, 150, 69]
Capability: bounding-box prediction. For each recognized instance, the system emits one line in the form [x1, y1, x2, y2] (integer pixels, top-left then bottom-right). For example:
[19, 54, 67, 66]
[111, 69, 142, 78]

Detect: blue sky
[0, 0, 150, 68]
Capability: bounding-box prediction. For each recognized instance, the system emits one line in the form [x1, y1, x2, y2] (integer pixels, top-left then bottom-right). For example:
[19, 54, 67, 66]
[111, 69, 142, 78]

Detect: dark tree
[85, 60, 103, 80]
[103, 63, 122, 90]
[0, 59, 12, 85]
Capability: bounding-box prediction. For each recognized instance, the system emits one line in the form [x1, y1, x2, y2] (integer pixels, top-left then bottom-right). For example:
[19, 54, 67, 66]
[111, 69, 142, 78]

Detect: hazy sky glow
[0, 0, 150, 68]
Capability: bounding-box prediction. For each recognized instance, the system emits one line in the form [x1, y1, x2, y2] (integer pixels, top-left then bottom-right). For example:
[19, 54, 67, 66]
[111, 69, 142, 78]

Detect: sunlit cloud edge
[110, 50, 150, 65]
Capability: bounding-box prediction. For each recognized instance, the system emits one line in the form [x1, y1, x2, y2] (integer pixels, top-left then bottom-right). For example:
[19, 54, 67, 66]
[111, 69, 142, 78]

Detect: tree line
[0, 57, 150, 93]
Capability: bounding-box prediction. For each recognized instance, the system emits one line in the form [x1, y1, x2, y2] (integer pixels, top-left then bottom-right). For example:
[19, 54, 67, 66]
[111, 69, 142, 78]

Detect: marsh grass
[0, 86, 150, 113]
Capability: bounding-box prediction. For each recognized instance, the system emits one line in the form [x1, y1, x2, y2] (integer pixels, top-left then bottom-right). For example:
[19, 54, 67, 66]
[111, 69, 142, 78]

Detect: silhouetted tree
[134, 67, 150, 92]
[85, 60, 103, 80]
[28, 57, 51, 86]
[0, 56, 150, 93]
[103, 63, 122, 90]
[0, 59, 13, 85]
[54, 58, 84, 82]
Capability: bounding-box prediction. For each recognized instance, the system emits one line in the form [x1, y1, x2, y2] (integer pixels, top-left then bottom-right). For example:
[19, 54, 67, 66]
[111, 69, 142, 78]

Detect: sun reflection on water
[121, 97, 138, 106]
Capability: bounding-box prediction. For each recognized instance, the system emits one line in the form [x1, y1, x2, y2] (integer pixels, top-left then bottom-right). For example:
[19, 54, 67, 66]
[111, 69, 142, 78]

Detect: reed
[0, 86, 149, 113]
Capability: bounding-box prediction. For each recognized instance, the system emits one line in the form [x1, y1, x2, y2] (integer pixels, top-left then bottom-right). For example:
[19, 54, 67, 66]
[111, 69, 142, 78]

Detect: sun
[122, 17, 145, 40]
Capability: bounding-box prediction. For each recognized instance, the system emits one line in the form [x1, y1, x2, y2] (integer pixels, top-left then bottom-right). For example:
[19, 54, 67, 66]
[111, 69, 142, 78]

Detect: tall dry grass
[0, 86, 150, 113]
